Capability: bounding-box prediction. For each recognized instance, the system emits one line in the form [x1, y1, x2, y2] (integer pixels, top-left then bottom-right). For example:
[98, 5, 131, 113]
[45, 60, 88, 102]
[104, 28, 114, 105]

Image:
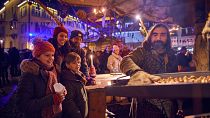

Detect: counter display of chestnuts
[155, 76, 210, 84]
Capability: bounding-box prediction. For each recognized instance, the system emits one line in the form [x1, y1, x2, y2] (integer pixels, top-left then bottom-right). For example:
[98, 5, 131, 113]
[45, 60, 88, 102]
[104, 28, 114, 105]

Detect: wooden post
[87, 88, 106, 118]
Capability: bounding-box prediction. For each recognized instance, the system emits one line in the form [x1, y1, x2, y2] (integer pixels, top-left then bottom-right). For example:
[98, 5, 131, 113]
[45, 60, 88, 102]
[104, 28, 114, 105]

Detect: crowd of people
[0, 23, 198, 118]
[0, 47, 21, 88]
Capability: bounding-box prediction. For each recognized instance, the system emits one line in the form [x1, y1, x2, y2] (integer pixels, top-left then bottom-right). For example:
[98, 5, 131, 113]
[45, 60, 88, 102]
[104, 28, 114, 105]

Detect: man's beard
[151, 40, 166, 54]
[71, 42, 80, 48]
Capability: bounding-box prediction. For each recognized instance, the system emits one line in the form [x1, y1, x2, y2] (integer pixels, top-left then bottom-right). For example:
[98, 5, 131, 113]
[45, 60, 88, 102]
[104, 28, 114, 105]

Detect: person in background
[107, 45, 122, 73]
[177, 46, 193, 72]
[99, 45, 112, 74]
[0, 48, 10, 86]
[8, 47, 21, 77]
[93, 51, 102, 74]
[61, 52, 88, 118]
[48, 26, 71, 72]
[120, 23, 178, 118]
[121, 45, 131, 57]
[69, 30, 89, 77]
[16, 40, 67, 118]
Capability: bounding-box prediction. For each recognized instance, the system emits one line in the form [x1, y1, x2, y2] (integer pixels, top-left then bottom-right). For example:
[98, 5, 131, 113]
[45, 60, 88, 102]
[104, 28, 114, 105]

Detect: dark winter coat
[121, 47, 178, 75]
[120, 47, 178, 118]
[16, 59, 60, 118]
[60, 69, 88, 118]
[177, 52, 192, 71]
[99, 51, 111, 74]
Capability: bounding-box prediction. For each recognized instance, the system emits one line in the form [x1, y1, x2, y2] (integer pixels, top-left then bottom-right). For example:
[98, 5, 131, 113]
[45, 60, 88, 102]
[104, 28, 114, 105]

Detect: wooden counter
[85, 73, 128, 118]
[86, 72, 210, 118]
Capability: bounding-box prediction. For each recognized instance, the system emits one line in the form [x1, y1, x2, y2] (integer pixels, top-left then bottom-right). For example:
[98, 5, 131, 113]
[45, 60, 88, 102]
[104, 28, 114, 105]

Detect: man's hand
[128, 71, 161, 85]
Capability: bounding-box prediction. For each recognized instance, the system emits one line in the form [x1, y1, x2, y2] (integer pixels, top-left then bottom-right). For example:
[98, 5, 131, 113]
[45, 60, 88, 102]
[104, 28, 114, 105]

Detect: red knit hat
[53, 26, 68, 37]
[32, 41, 55, 57]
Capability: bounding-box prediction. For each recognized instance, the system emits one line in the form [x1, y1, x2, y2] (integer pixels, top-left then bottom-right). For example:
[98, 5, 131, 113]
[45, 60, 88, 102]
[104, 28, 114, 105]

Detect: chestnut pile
[155, 75, 210, 84]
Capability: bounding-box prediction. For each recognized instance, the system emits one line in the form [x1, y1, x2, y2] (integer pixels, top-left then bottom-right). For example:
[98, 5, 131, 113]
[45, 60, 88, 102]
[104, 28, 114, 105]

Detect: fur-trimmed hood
[20, 59, 40, 75]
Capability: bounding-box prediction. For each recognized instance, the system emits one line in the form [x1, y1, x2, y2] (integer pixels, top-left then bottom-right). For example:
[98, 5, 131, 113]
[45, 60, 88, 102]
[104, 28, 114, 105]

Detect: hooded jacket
[16, 59, 60, 118]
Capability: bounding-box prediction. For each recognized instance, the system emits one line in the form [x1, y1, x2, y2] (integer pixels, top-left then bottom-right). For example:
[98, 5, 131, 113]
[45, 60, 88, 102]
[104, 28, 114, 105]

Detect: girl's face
[57, 32, 68, 46]
[66, 59, 81, 72]
[37, 51, 54, 67]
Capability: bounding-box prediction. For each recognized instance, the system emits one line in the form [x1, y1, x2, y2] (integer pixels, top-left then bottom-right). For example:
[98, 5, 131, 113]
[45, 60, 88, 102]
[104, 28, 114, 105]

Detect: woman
[48, 26, 71, 72]
[16, 40, 67, 118]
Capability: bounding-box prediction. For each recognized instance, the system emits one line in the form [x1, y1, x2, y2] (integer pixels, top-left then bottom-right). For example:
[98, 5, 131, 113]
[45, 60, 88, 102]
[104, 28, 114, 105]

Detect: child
[61, 52, 88, 118]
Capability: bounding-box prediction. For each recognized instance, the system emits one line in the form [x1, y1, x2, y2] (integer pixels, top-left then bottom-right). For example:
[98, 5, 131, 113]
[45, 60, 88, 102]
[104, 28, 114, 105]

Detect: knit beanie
[70, 30, 83, 39]
[32, 41, 55, 57]
[53, 26, 68, 37]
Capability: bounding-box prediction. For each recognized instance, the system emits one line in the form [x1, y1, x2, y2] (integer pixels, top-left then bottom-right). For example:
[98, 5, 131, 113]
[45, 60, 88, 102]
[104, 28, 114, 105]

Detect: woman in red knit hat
[48, 26, 71, 72]
[16, 40, 67, 118]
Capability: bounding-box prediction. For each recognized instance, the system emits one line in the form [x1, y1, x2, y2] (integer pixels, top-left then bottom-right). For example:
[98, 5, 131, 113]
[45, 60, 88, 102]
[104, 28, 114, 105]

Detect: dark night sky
[0, 0, 7, 8]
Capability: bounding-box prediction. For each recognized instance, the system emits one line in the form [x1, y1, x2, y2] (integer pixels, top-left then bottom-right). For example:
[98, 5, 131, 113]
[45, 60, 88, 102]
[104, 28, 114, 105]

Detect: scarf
[33, 58, 62, 118]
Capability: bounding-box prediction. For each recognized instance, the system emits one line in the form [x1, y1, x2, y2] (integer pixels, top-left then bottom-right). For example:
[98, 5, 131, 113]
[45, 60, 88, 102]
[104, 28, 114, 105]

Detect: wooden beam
[58, 0, 107, 7]
[35, 0, 62, 26]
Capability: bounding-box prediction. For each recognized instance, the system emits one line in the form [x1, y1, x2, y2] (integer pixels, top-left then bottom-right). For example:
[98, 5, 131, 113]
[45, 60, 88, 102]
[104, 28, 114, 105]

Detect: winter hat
[53, 26, 68, 37]
[70, 30, 83, 39]
[32, 41, 55, 57]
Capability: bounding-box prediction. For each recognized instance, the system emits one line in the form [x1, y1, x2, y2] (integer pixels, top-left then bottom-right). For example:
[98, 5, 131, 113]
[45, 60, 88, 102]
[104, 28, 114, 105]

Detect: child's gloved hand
[86, 77, 96, 86]
[128, 71, 161, 85]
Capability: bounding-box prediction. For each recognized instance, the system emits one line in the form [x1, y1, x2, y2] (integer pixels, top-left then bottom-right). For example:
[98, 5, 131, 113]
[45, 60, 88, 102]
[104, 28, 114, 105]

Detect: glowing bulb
[107, 81, 112, 86]
[101, 8, 106, 12]
[93, 8, 97, 14]
[135, 15, 140, 20]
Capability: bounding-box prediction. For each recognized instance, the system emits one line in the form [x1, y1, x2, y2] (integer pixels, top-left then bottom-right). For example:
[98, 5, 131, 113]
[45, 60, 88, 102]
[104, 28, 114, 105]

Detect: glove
[128, 71, 161, 85]
[86, 77, 96, 86]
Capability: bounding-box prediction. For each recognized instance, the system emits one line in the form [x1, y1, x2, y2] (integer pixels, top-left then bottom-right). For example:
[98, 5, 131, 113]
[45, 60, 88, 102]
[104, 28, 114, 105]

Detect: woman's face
[113, 48, 120, 55]
[66, 59, 81, 72]
[37, 51, 54, 67]
[57, 32, 68, 46]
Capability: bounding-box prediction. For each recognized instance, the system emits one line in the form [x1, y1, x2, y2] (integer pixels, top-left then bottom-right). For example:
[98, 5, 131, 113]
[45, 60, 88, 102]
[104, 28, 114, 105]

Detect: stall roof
[56, 0, 197, 27]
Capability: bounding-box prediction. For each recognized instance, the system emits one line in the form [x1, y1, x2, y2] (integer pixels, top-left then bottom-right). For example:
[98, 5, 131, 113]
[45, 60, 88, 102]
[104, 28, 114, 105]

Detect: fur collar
[20, 59, 40, 75]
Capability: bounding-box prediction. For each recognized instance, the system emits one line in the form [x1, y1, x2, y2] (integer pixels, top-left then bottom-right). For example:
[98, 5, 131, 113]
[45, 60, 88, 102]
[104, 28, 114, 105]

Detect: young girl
[60, 52, 88, 118]
[16, 40, 67, 118]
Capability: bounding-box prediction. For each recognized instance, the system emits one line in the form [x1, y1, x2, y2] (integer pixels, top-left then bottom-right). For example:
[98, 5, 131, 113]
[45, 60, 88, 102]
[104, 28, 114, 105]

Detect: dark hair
[64, 52, 81, 64]
[181, 46, 187, 51]
[142, 23, 171, 51]
[48, 37, 71, 55]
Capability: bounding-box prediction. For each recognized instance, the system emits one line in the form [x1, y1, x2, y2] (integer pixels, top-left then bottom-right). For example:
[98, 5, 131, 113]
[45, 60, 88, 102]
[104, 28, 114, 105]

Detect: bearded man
[69, 30, 89, 77]
[120, 23, 178, 118]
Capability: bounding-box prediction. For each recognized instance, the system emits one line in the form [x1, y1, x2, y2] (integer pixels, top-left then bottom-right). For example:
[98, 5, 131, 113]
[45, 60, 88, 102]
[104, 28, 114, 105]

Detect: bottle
[89, 65, 96, 78]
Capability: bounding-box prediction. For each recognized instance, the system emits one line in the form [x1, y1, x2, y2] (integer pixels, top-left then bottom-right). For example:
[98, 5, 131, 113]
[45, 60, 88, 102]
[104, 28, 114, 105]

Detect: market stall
[86, 71, 210, 118]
